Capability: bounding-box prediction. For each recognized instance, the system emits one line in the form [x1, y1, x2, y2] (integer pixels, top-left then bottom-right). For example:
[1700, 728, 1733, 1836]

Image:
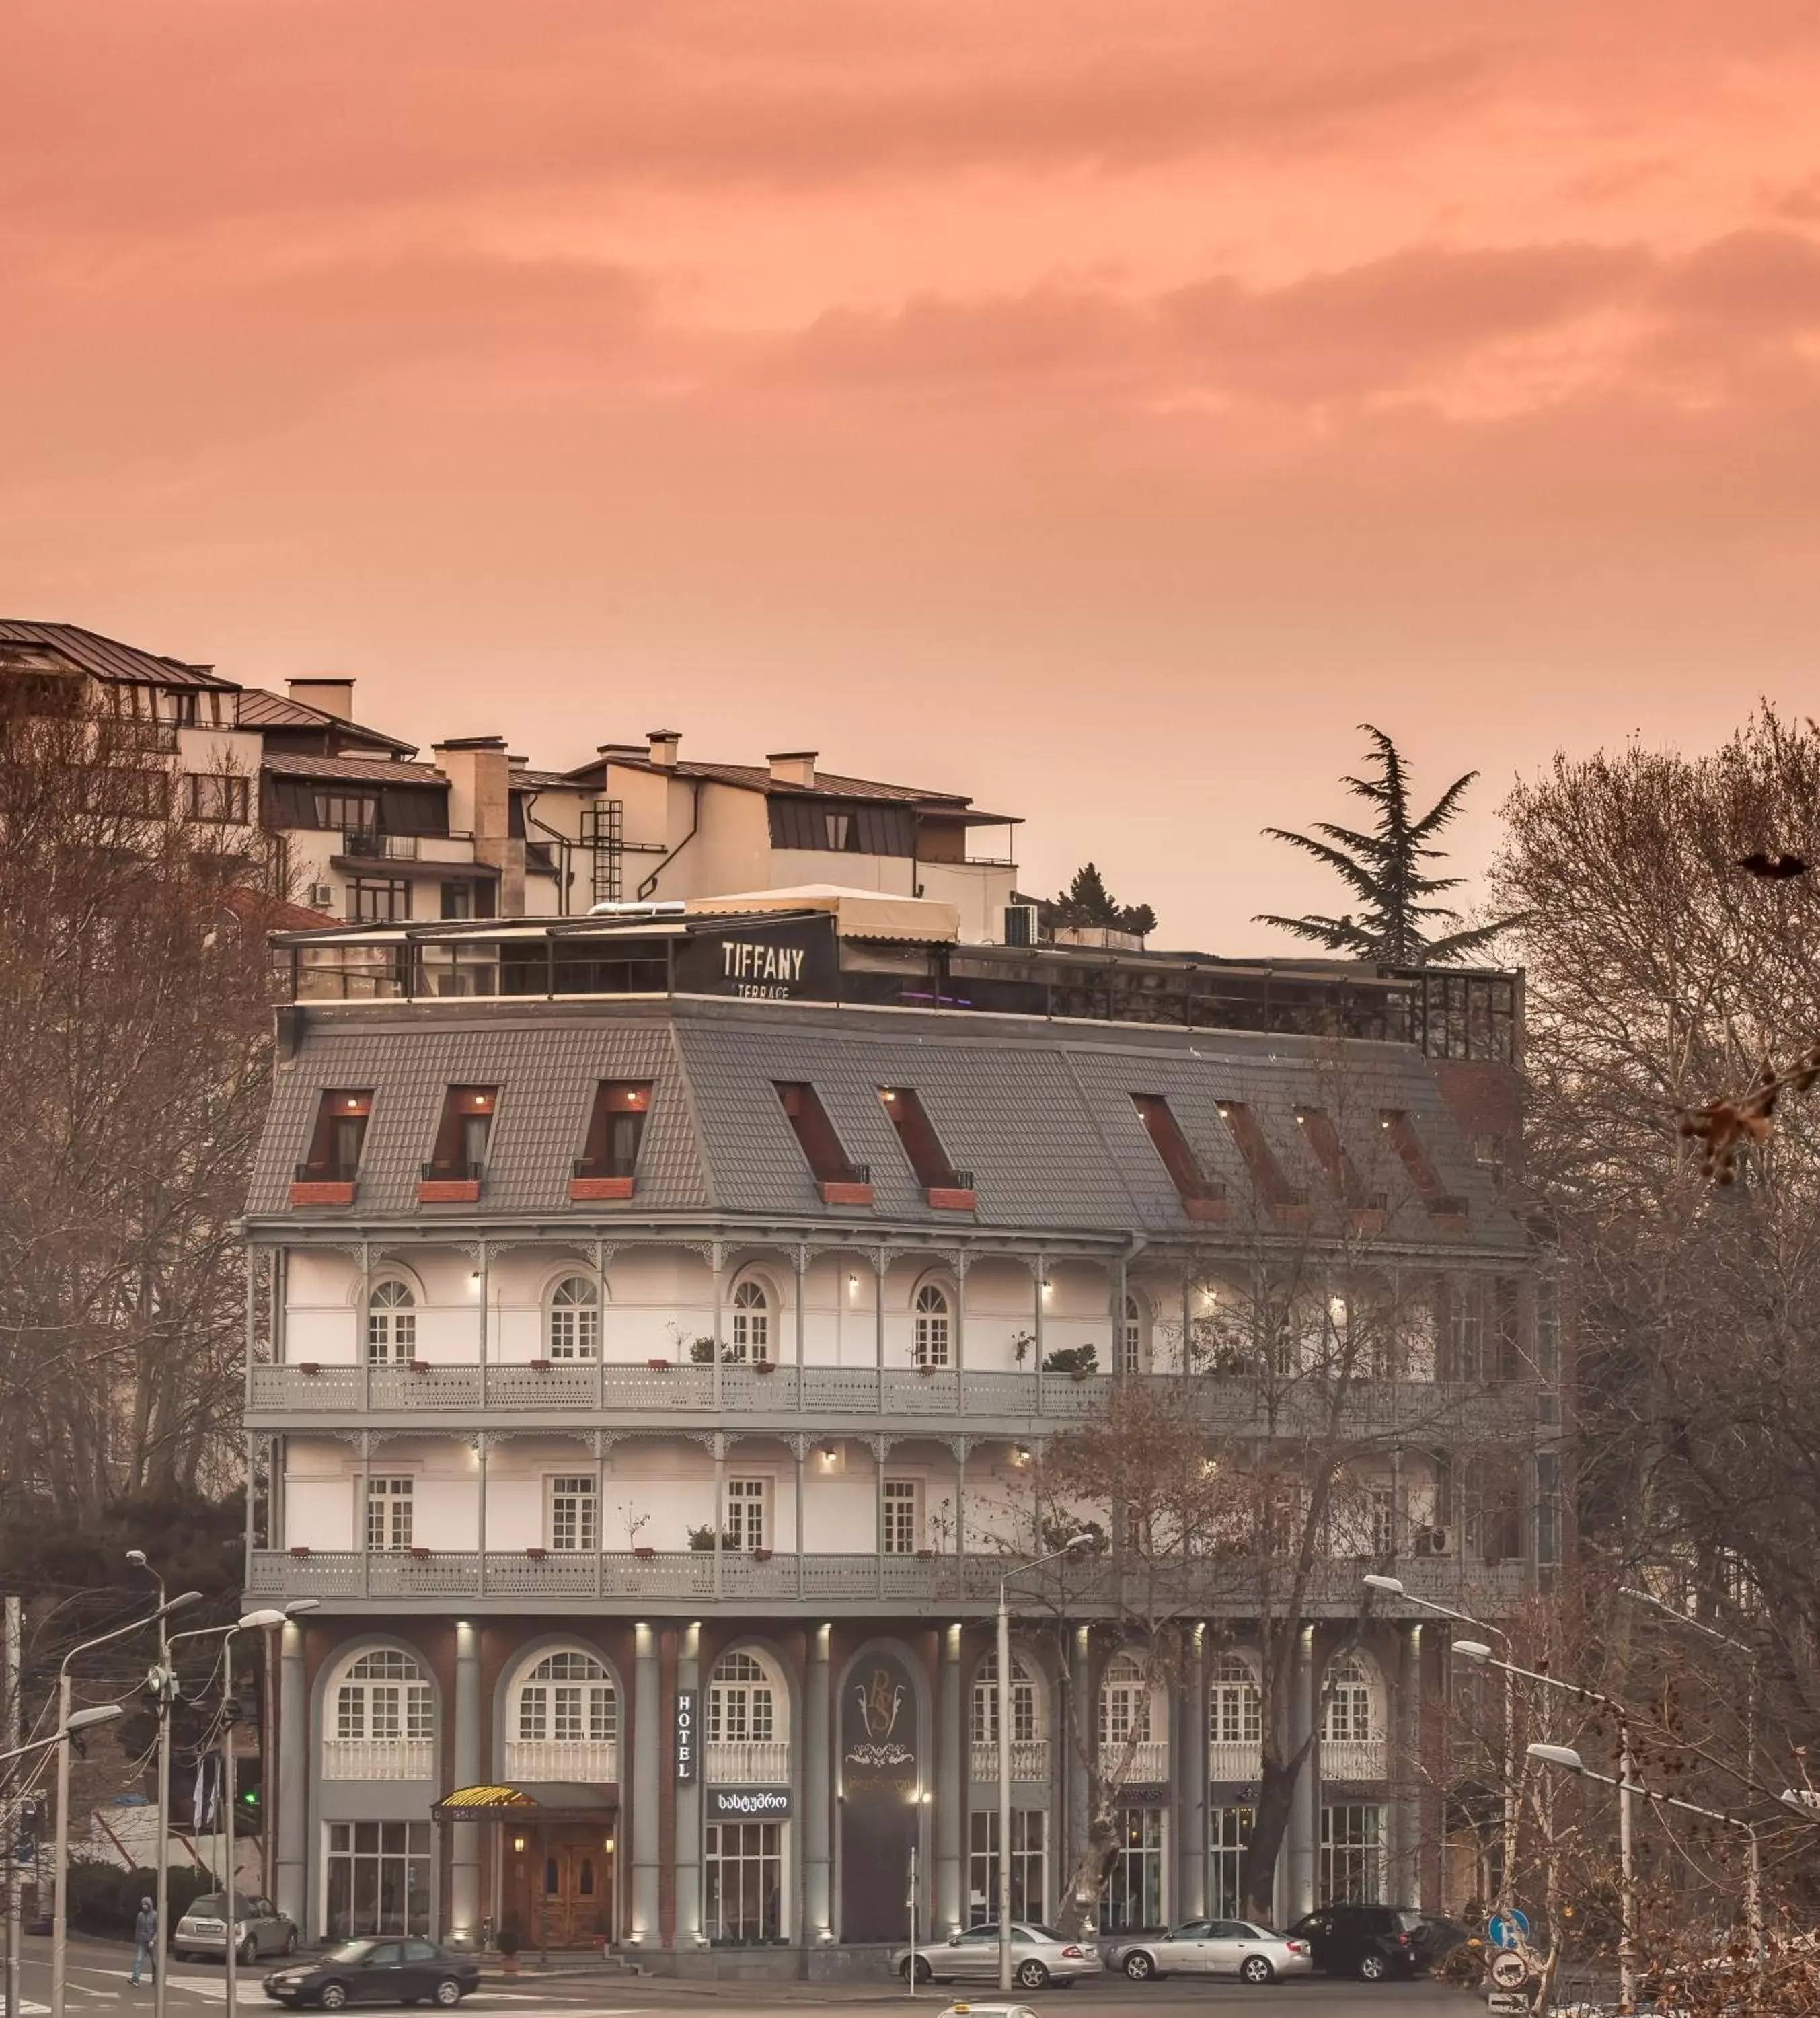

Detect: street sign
[1487, 1994, 1529, 2016]
[1490, 1950, 1531, 1990]
[1488, 1908, 1531, 1949]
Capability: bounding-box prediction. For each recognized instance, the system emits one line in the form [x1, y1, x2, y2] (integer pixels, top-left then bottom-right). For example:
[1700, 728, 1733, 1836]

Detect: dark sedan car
[262, 1939, 478, 2009]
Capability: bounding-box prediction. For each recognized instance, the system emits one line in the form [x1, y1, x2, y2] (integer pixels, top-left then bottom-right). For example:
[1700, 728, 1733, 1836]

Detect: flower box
[755, 1359, 777, 1375]
[299, 1361, 321, 1376]
[525, 1547, 547, 1561]
[916, 1363, 936, 1377]
[916, 1548, 936, 1561]
[647, 1357, 671, 1372]
[408, 1359, 431, 1374]
[409, 1546, 432, 1561]
[289, 1546, 311, 1560]
[634, 1546, 656, 1561]
[529, 1359, 553, 1373]
[751, 1547, 774, 1563]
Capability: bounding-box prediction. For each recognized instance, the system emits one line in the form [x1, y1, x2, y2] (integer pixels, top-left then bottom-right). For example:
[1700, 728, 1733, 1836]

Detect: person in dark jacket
[131, 1898, 157, 1985]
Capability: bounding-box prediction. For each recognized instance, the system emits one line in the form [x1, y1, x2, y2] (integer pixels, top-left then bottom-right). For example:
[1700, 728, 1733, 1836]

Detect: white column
[674, 1624, 702, 1947]
[629, 1625, 660, 1947]
[804, 1624, 833, 1945]
[937, 1625, 963, 1936]
[275, 1622, 308, 1930]
[449, 1623, 481, 1943]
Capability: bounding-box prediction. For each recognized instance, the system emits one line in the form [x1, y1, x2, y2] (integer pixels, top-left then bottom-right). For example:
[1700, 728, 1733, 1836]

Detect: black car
[1283, 1904, 1462, 1982]
[262, 1939, 479, 2009]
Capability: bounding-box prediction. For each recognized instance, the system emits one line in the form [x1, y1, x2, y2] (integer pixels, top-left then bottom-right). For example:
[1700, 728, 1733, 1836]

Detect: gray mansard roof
[247, 998, 1528, 1253]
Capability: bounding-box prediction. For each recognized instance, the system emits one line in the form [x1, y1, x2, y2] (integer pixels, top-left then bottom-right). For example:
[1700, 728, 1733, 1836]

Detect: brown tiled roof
[261, 751, 445, 785]
[564, 753, 1016, 819]
[508, 768, 576, 789]
[0, 619, 235, 690]
[237, 686, 417, 755]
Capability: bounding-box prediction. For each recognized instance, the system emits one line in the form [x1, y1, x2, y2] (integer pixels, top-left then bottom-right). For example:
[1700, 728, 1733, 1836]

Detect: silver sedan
[893, 1922, 1102, 1990]
[1106, 1918, 1314, 1984]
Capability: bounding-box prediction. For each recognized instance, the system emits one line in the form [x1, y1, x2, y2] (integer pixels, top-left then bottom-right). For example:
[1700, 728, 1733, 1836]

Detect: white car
[1106, 1917, 1313, 1984]
[893, 1922, 1100, 1990]
[936, 2007, 1042, 2018]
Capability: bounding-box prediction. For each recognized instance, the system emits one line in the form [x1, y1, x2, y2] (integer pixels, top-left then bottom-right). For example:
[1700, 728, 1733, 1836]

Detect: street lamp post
[1364, 1574, 1518, 1914]
[1528, 1744, 1764, 1982]
[126, 1553, 180, 2018]
[999, 1533, 1095, 1994]
[1457, 1641, 1640, 2008]
[50, 1588, 201, 2018]
[0, 1703, 124, 1766]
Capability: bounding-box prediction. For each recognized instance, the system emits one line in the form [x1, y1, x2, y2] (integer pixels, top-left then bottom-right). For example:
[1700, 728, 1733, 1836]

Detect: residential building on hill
[241, 895, 1553, 1971]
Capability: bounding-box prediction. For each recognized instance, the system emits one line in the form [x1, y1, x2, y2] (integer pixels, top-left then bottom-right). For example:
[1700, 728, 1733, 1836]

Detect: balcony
[1207, 1740, 1263, 1783]
[341, 831, 420, 861]
[570, 1156, 635, 1204]
[289, 1163, 356, 1207]
[321, 1737, 434, 1781]
[704, 1740, 792, 1784]
[927, 1168, 976, 1212]
[1320, 1737, 1388, 1780]
[418, 1160, 483, 1205]
[817, 1162, 873, 1207]
[1101, 1739, 1170, 1784]
[969, 1739, 1050, 1783]
[504, 1737, 617, 1783]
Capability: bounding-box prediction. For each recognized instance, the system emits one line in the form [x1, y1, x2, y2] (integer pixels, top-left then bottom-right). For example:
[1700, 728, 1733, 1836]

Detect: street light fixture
[998, 1533, 1096, 1993]
[1364, 1575, 1519, 1913]
[0, 1703, 124, 1766]
[50, 1588, 202, 2018]
[126, 1553, 181, 2018]
[1527, 1743, 1764, 1970]
[1457, 1641, 1643, 2007]
[1619, 1588, 1763, 1816]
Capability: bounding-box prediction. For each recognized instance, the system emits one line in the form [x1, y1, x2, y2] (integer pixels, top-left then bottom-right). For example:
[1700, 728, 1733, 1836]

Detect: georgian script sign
[839, 1648, 921, 1943]
[675, 1688, 697, 1785]
[708, 1787, 792, 1819]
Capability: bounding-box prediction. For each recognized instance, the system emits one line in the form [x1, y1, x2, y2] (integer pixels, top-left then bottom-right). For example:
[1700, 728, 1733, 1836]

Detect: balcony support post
[955, 1443, 967, 1565]
[952, 1251, 967, 1411]
[792, 1440, 806, 1600]
[276, 1619, 308, 1932]
[476, 1434, 488, 1598]
[595, 1242, 607, 1414]
[477, 1240, 490, 1407]
[936, 1623, 963, 1937]
[874, 1249, 887, 1413]
[594, 1432, 606, 1602]
[245, 1247, 258, 1413]
[630, 1625, 660, 1948]
[359, 1431, 371, 1598]
[874, 1437, 887, 1600]
[244, 1435, 258, 1581]
[712, 1436, 724, 1602]
[674, 1622, 703, 1949]
[1113, 1254, 1128, 1377]
[804, 1624, 833, 1945]
[451, 1622, 482, 1944]
[1032, 1255, 1045, 1411]
[360, 1241, 372, 1415]
[794, 1246, 806, 1410]
[710, 1243, 724, 1413]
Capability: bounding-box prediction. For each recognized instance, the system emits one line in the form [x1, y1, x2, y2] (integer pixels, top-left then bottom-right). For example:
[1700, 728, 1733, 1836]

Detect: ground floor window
[325, 1822, 431, 1937]
[704, 1821, 785, 1944]
[1208, 1806, 1254, 1918]
[967, 1808, 1047, 1927]
[1320, 1804, 1385, 1905]
[1100, 1807, 1165, 1933]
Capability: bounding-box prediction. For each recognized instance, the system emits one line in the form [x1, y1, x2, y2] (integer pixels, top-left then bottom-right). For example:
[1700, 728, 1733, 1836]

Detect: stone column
[449, 1622, 482, 1943]
[630, 1624, 661, 1947]
[276, 1620, 308, 1930]
[1285, 1627, 1317, 1922]
[937, 1624, 964, 1936]
[804, 1624, 833, 1946]
[674, 1623, 703, 1948]
[1067, 1628, 1092, 1918]
[1180, 1628, 1208, 1920]
[1391, 1625, 1421, 1908]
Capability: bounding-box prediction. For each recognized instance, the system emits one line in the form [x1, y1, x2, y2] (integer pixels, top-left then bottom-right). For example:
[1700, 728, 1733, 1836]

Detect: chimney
[767, 750, 818, 789]
[646, 730, 681, 768]
[288, 677, 356, 721]
[432, 735, 523, 913]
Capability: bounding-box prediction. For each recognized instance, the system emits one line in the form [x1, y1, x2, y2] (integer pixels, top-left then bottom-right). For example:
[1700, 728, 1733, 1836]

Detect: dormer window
[291, 1090, 371, 1207]
[571, 1080, 651, 1201]
[776, 1083, 873, 1205]
[878, 1087, 975, 1210]
[1295, 1107, 1386, 1229]
[1380, 1110, 1469, 1230]
[419, 1086, 495, 1203]
[1217, 1101, 1308, 1228]
[1131, 1095, 1225, 1224]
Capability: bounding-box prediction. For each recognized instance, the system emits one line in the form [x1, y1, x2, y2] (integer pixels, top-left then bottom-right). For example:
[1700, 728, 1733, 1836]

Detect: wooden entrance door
[508, 1830, 615, 1950]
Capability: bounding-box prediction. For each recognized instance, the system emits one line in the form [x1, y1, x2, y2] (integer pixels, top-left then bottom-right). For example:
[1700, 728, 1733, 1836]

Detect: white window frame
[882, 1479, 921, 1555]
[365, 1475, 413, 1553]
[1120, 1293, 1147, 1376]
[547, 1473, 598, 1553]
[1209, 1655, 1262, 1746]
[730, 1279, 771, 1363]
[547, 1275, 600, 1361]
[365, 1280, 416, 1366]
[913, 1283, 952, 1368]
[1320, 1803, 1386, 1904]
[726, 1477, 768, 1552]
[706, 1650, 778, 1744]
[971, 1650, 1041, 1745]
[513, 1650, 617, 1744]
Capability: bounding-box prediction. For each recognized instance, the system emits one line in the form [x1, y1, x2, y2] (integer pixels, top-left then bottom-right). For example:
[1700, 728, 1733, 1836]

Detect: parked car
[1283, 1904, 1465, 1981]
[1106, 1918, 1313, 1983]
[936, 2006, 1043, 2018]
[892, 1922, 1100, 1990]
[261, 1939, 479, 2009]
[174, 1893, 298, 1964]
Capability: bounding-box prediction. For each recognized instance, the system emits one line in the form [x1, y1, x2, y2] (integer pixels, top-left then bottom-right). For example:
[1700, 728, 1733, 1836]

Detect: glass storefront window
[324, 1821, 430, 1937]
[704, 1821, 784, 1944]
[1100, 1807, 1165, 1932]
[966, 1808, 1047, 1926]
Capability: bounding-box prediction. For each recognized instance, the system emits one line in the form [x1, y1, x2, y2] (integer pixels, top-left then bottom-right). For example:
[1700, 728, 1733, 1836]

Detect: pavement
[1, 1935, 1480, 2018]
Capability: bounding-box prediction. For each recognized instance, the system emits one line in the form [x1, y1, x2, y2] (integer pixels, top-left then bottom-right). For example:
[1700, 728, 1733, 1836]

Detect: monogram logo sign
[838, 1647, 922, 1943]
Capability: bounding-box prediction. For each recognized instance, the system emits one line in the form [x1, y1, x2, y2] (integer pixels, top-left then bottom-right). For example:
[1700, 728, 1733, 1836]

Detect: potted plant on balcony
[409, 1545, 432, 1562]
[688, 1337, 716, 1366]
[687, 1525, 738, 1552]
[497, 1927, 522, 1976]
[298, 1361, 321, 1377]
[751, 1546, 773, 1563]
[288, 1545, 311, 1561]
[525, 1546, 547, 1561]
[408, 1359, 430, 1375]
[529, 1358, 553, 1373]
[1009, 1331, 1034, 1366]
[1042, 1343, 1100, 1381]
[754, 1358, 777, 1375]
[915, 1546, 936, 1562]
[646, 1356, 671, 1372]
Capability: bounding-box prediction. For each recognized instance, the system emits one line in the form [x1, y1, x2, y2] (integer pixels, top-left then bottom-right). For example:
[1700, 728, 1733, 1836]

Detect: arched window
[730, 1279, 770, 1362]
[547, 1275, 600, 1361]
[1120, 1294, 1147, 1376]
[971, 1650, 1043, 1746]
[706, 1649, 789, 1783]
[1098, 1653, 1152, 1745]
[1322, 1661, 1379, 1745]
[913, 1283, 951, 1368]
[508, 1649, 617, 1778]
[366, 1280, 416, 1366]
[1209, 1654, 1262, 1748]
[325, 1647, 433, 1779]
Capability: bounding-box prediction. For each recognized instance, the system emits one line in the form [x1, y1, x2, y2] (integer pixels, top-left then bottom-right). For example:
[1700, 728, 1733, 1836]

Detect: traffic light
[11, 1797, 42, 1865]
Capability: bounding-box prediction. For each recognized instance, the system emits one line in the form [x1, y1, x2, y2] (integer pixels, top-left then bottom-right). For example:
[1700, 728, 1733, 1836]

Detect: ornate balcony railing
[1320, 1737, 1388, 1780]
[969, 1738, 1050, 1783]
[321, 1737, 434, 1781]
[504, 1737, 617, 1782]
[704, 1739, 792, 1784]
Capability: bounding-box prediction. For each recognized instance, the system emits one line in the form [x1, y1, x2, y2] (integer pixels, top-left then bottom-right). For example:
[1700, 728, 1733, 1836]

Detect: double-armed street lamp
[1363, 1574, 1519, 1914]
[997, 1532, 1096, 1992]
[51, 1580, 203, 2018]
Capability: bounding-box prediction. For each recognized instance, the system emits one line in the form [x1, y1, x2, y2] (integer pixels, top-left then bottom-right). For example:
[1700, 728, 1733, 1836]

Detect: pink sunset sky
[8, 1, 1820, 948]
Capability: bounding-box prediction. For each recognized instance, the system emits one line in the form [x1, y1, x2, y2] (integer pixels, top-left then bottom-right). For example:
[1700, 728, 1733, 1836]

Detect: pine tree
[1045, 862, 1158, 939]
[1255, 724, 1515, 965]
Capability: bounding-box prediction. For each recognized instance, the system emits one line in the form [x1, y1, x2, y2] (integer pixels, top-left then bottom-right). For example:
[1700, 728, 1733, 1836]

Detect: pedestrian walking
[130, 1896, 157, 1985]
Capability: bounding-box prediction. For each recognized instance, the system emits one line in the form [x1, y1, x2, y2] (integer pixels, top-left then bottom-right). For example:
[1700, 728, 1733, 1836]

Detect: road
[3, 1936, 1476, 2018]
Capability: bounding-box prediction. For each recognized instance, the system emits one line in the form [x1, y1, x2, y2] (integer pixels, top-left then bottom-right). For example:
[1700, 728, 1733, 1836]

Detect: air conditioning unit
[1002, 903, 1039, 948]
[1414, 1526, 1455, 1559]
[307, 883, 335, 911]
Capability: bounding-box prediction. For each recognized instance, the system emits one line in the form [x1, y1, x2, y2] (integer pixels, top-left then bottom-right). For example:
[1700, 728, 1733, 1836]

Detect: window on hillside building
[1217, 1102, 1303, 1209]
[547, 1475, 598, 1553]
[366, 1281, 416, 1365]
[883, 1479, 921, 1554]
[366, 1477, 414, 1553]
[577, 1080, 652, 1178]
[729, 1279, 770, 1361]
[913, 1283, 952, 1368]
[1131, 1094, 1221, 1207]
[184, 772, 251, 823]
[775, 1082, 866, 1186]
[547, 1276, 600, 1360]
[300, 1090, 372, 1182]
[350, 878, 410, 922]
[426, 1087, 496, 1180]
[879, 1086, 967, 1191]
[726, 1479, 767, 1552]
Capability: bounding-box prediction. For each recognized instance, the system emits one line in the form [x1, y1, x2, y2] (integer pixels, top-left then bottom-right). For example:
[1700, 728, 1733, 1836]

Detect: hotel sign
[675, 1688, 697, 1785]
[708, 1787, 792, 1819]
[839, 1649, 922, 1943]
